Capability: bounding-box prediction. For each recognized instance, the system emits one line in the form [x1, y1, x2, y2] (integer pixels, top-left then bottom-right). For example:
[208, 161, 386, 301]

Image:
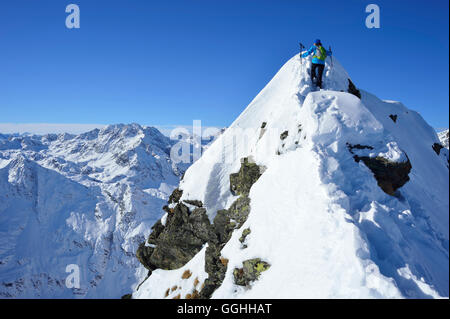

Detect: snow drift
[133, 54, 449, 299]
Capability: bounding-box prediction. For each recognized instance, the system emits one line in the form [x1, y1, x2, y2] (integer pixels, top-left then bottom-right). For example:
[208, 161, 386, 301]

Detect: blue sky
[0, 0, 448, 130]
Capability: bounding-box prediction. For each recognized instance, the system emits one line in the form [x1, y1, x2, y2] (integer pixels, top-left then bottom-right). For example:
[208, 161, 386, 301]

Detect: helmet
[314, 39, 321, 45]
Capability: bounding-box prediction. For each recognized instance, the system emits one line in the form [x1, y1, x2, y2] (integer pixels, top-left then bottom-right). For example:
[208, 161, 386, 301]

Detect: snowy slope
[0, 124, 190, 298]
[134, 54, 449, 299]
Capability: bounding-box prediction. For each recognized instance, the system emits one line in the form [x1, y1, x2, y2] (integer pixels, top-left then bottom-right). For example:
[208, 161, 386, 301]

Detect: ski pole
[329, 46, 333, 68]
[299, 42, 305, 62]
[299, 42, 305, 71]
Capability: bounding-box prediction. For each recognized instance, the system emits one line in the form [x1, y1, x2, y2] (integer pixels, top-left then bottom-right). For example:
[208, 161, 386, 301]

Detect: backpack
[313, 46, 327, 61]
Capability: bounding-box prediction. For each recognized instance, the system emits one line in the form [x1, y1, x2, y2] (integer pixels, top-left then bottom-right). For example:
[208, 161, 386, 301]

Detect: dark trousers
[310, 63, 325, 88]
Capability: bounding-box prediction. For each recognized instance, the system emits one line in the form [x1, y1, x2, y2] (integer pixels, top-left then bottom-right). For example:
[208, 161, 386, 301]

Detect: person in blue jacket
[301, 39, 332, 89]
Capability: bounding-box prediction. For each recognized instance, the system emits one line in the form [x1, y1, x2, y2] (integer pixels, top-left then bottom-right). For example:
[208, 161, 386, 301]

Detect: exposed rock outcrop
[229, 157, 263, 196]
[200, 157, 264, 298]
[259, 122, 268, 140]
[200, 244, 228, 298]
[239, 228, 251, 244]
[347, 143, 412, 196]
[347, 79, 361, 99]
[233, 259, 271, 287]
[136, 243, 155, 271]
[136, 157, 265, 298]
[149, 204, 213, 270]
[168, 188, 183, 204]
[432, 143, 444, 156]
[136, 187, 214, 271]
[183, 199, 203, 207]
[354, 155, 412, 196]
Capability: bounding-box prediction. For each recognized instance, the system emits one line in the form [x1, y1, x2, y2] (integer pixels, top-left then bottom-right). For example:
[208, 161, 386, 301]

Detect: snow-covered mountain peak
[133, 54, 449, 299]
[41, 123, 180, 189]
[5, 154, 36, 190]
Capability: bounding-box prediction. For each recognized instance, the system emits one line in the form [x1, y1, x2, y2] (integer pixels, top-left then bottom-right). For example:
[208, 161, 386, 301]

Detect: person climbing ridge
[301, 39, 332, 89]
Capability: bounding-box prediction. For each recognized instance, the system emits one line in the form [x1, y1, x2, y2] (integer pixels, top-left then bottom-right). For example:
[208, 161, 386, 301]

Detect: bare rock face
[147, 204, 213, 270]
[183, 199, 203, 207]
[136, 157, 265, 298]
[136, 243, 155, 271]
[432, 143, 444, 156]
[347, 143, 412, 196]
[136, 187, 214, 271]
[233, 259, 271, 287]
[213, 197, 250, 244]
[280, 131, 289, 140]
[259, 122, 268, 140]
[354, 155, 412, 196]
[201, 244, 228, 298]
[347, 79, 361, 99]
[229, 157, 263, 196]
[201, 157, 263, 298]
[239, 228, 251, 244]
[168, 188, 183, 204]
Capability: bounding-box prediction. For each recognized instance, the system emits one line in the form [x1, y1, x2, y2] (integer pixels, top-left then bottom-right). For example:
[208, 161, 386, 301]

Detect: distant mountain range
[0, 123, 216, 298]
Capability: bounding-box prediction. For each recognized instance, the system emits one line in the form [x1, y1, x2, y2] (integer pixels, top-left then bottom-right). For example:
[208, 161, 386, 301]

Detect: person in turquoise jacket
[301, 39, 332, 89]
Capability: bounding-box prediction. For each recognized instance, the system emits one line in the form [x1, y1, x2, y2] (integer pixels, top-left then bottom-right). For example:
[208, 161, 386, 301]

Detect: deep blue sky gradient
[0, 0, 448, 129]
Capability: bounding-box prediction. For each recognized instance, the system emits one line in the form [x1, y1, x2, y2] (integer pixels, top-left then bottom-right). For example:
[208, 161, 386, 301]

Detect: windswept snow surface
[135, 54, 449, 299]
[0, 124, 193, 298]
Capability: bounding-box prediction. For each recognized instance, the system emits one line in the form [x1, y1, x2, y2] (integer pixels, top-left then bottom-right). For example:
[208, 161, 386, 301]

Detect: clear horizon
[0, 122, 448, 137]
[0, 122, 223, 136]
